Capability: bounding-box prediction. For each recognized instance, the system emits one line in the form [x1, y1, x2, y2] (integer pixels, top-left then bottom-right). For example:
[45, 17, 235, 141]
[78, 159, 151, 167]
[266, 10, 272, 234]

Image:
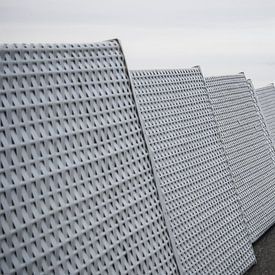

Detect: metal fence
[1, 38, 275, 274]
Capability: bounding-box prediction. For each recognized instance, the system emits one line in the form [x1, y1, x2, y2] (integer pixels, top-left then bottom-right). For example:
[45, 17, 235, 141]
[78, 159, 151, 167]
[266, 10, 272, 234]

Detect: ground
[246, 224, 275, 275]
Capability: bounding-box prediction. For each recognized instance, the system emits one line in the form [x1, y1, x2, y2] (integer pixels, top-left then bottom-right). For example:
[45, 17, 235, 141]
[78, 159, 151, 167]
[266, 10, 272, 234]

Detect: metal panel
[131, 68, 255, 274]
[0, 41, 181, 274]
[206, 74, 275, 242]
[255, 84, 275, 148]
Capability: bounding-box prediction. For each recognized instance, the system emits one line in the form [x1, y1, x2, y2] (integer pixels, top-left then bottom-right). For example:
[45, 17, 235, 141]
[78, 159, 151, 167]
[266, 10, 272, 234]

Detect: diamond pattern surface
[0, 42, 180, 274]
[206, 74, 275, 242]
[131, 68, 255, 274]
[255, 84, 275, 149]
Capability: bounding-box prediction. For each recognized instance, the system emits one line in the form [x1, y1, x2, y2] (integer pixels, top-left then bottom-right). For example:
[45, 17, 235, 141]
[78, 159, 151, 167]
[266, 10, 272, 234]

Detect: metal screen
[206, 74, 275, 242]
[131, 68, 255, 274]
[255, 84, 275, 148]
[0, 41, 181, 274]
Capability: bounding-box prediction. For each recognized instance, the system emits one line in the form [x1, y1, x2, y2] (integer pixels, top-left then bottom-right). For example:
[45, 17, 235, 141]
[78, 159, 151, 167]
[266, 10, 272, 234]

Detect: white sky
[0, 0, 274, 87]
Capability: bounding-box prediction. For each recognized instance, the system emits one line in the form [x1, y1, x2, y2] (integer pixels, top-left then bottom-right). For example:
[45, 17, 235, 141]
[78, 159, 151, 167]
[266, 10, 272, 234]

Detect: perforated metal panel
[255, 84, 275, 148]
[0, 41, 181, 274]
[247, 80, 275, 155]
[131, 68, 255, 274]
[206, 74, 275, 242]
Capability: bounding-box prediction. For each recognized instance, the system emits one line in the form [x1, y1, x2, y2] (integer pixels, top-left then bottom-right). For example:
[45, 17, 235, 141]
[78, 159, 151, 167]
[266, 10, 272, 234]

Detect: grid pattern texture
[131, 68, 255, 274]
[255, 84, 275, 148]
[0, 41, 180, 274]
[206, 74, 275, 242]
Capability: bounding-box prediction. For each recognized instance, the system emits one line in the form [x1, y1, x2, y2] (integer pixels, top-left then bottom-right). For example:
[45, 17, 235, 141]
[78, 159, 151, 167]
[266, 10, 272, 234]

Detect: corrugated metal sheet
[206, 74, 275, 242]
[131, 68, 255, 274]
[255, 84, 275, 149]
[0, 41, 181, 274]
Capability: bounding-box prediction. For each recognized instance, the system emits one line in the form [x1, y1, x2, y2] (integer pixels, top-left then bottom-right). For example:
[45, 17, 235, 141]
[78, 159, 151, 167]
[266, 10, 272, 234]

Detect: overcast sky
[0, 0, 274, 87]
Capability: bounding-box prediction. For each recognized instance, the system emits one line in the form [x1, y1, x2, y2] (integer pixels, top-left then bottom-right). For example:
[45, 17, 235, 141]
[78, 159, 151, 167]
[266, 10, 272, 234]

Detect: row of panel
[0, 39, 274, 274]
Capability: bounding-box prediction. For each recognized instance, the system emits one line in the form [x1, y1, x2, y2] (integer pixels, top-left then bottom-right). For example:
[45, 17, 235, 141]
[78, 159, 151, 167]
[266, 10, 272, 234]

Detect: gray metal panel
[247, 80, 275, 157]
[0, 42, 181, 274]
[255, 84, 275, 148]
[206, 74, 275, 242]
[131, 68, 255, 274]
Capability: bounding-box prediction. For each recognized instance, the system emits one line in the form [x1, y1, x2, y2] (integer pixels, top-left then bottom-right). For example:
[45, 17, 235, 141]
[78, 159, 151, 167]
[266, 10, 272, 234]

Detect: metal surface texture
[247, 80, 275, 156]
[206, 74, 275, 242]
[131, 68, 255, 274]
[0, 41, 181, 274]
[255, 84, 275, 149]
